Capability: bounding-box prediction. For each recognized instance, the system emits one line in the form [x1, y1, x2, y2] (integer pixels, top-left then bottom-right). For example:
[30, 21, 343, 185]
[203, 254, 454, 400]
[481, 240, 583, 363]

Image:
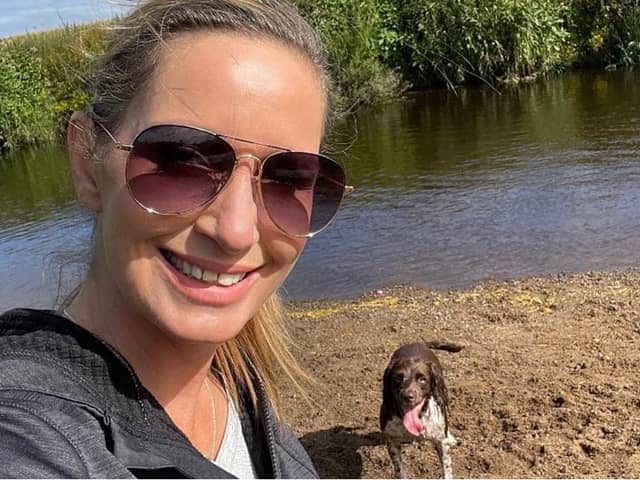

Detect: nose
[193, 156, 260, 255]
[401, 389, 417, 404]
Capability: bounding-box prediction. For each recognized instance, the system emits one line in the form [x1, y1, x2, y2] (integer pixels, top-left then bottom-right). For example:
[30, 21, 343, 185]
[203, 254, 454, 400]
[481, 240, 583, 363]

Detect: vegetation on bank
[1, 0, 640, 151]
[0, 23, 108, 151]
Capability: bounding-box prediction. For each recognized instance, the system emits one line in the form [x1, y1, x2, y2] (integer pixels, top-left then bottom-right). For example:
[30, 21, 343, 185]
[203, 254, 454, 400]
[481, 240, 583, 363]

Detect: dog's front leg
[386, 442, 407, 479]
[436, 440, 453, 479]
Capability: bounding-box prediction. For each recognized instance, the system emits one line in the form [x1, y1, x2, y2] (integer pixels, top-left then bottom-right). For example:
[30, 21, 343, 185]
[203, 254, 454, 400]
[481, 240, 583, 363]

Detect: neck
[67, 265, 222, 444]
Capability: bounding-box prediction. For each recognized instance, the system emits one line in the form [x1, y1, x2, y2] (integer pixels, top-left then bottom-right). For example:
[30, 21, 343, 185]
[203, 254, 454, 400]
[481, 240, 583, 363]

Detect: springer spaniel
[380, 341, 462, 479]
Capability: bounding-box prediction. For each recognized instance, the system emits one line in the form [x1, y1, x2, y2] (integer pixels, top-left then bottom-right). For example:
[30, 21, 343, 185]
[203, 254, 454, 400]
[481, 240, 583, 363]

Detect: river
[2, 68, 640, 310]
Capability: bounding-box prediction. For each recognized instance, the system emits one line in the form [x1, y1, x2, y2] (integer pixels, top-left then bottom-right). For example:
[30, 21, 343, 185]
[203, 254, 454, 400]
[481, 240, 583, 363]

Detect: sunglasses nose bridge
[235, 153, 262, 181]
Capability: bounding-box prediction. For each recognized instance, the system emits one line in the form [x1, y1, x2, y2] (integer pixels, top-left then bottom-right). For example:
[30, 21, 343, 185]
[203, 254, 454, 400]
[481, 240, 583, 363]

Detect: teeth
[182, 261, 192, 276]
[191, 266, 203, 280]
[164, 252, 246, 286]
[217, 273, 244, 286]
[202, 270, 218, 283]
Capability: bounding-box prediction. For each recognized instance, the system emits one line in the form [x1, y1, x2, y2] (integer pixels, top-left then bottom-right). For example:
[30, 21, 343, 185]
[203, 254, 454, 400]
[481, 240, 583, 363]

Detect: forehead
[130, 31, 326, 152]
[392, 357, 431, 375]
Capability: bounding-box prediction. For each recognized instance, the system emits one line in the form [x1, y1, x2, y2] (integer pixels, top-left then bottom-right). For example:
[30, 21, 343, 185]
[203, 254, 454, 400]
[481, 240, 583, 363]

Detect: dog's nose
[402, 390, 416, 403]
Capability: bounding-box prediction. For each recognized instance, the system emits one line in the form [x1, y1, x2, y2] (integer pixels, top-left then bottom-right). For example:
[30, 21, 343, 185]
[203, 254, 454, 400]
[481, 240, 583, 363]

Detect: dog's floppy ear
[380, 359, 399, 430]
[382, 360, 397, 406]
[430, 362, 449, 416]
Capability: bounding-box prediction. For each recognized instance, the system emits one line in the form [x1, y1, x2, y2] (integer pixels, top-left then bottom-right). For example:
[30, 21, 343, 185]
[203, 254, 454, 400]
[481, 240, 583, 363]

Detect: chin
[151, 295, 258, 345]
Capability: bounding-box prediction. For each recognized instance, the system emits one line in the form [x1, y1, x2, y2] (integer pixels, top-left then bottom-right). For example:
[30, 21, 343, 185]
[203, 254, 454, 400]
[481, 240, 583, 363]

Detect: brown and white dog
[380, 341, 463, 479]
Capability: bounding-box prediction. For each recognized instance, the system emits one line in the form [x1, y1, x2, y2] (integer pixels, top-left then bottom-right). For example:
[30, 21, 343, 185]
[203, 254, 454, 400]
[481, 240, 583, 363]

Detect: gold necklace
[203, 377, 217, 460]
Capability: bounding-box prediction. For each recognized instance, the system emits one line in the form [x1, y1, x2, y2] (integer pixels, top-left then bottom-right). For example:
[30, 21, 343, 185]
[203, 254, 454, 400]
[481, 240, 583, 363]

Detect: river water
[2, 69, 640, 310]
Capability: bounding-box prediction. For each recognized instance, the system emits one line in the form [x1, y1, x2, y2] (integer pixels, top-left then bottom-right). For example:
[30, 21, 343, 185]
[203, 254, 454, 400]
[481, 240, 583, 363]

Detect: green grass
[2, 1, 640, 152]
[0, 22, 110, 151]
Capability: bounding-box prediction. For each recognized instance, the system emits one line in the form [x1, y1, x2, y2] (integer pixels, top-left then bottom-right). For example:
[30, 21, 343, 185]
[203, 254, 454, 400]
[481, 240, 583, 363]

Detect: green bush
[388, 0, 570, 88]
[294, 0, 407, 110]
[0, 44, 57, 150]
[3, 2, 640, 153]
[0, 23, 110, 152]
[568, 0, 640, 65]
[13, 24, 110, 127]
[296, 0, 574, 93]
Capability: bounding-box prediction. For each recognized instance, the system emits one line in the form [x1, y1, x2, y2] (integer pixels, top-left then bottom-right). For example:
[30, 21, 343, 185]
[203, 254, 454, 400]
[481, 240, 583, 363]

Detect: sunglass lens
[126, 126, 236, 214]
[261, 152, 346, 236]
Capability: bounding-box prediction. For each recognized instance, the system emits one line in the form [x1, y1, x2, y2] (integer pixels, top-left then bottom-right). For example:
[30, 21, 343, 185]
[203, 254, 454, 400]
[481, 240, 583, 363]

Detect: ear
[382, 362, 396, 407]
[429, 362, 449, 412]
[380, 362, 397, 429]
[67, 111, 102, 212]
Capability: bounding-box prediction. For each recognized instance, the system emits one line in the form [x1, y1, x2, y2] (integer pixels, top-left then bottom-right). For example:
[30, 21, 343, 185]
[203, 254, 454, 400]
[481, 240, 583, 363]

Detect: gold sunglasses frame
[93, 120, 354, 238]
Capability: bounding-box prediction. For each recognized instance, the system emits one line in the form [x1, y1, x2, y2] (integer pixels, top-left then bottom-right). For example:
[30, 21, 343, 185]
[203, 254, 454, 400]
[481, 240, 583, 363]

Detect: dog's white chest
[383, 397, 447, 443]
[422, 397, 447, 441]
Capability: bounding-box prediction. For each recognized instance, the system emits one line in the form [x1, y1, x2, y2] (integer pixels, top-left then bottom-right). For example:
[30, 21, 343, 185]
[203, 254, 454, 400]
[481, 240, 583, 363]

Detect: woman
[0, 0, 351, 477]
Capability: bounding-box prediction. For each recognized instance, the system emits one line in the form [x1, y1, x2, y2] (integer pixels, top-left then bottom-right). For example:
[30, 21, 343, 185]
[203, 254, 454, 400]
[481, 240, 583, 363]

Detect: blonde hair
[87, 0, 330, 417]
[91, 0, 333, 134]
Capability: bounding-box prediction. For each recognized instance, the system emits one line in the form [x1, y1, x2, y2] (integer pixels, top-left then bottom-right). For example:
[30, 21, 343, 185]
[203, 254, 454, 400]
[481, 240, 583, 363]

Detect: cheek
[97, 162, 185, 268]
[262, 232, 306, 271]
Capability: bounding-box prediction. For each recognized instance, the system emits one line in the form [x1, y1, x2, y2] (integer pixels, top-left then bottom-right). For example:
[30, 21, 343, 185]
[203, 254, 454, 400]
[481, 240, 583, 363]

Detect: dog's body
[380, 341, 462, 479]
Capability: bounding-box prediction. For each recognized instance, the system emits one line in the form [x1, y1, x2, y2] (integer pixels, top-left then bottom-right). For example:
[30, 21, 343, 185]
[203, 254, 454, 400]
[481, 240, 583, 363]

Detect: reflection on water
[286, 68, 640, 299]
[0, 145, 93, 309]
[2, 69, 640, 309]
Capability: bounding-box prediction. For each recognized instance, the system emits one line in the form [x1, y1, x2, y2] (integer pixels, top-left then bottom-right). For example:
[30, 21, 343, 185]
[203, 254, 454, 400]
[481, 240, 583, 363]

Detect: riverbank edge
[284, 267, 640, 313]
[2, 0, 640, 152]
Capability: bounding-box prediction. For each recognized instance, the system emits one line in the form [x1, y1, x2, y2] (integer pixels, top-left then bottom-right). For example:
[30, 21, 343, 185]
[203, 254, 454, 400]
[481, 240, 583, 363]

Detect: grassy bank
[2, 0, 640, 151]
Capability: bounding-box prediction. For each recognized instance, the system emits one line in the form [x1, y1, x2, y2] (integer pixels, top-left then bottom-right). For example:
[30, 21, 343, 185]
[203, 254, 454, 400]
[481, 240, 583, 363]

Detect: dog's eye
[416, 375, 428, 385]
[392, 374, 404, 384]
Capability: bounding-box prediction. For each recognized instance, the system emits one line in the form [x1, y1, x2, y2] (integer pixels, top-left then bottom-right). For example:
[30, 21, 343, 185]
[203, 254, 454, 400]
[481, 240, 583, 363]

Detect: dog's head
[381, 342, 449, 436]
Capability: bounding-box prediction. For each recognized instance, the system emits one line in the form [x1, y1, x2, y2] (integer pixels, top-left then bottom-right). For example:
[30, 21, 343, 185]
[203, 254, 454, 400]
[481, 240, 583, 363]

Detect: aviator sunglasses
[95, 122, 353, 238]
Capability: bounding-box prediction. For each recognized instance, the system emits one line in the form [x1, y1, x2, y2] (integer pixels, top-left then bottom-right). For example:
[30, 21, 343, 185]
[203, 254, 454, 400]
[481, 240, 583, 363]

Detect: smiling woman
[0, 0, 351, 478]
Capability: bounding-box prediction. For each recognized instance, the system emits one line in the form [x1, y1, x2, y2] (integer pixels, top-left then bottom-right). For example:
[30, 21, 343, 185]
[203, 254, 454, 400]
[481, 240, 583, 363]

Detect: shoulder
[0, 307, 143, 411]
[0, 309, 137, 477]
[0, 391, 89, 477]
[235, 377, 318, 478]
[0, 308, 102, 400]
[273, 420, 319, 479]
[0, 389, 129, 478]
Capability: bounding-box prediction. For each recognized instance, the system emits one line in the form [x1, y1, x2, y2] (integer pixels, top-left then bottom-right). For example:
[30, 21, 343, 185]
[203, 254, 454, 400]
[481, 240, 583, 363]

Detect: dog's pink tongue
[402, 399, 426, 437]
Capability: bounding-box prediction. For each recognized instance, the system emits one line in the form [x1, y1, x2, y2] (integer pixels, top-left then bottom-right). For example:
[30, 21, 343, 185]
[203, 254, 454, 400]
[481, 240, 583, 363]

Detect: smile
[161, 250, 247, 286]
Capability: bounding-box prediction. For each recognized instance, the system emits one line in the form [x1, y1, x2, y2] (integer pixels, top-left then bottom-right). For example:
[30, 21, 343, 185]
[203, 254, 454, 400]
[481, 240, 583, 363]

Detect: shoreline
[284, 266, 640, 305]
[281, 269, 640, 477]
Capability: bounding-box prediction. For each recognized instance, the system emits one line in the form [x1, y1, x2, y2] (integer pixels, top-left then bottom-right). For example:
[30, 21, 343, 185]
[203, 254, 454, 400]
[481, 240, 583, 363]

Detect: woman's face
[89, 32, 326, 344]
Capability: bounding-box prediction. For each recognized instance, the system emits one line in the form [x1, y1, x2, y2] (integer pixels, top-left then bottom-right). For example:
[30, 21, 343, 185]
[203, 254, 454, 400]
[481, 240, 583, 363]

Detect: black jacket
[0, 309, 318, 478]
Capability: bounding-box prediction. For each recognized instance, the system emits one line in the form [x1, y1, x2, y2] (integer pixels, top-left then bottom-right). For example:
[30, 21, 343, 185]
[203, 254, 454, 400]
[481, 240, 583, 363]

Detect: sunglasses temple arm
[325, 177, 354, 195]
[93, 119, 133, 151]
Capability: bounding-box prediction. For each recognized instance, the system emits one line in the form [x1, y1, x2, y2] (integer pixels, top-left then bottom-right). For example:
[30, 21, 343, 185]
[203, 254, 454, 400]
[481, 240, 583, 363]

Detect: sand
[280, 270, 640, 478]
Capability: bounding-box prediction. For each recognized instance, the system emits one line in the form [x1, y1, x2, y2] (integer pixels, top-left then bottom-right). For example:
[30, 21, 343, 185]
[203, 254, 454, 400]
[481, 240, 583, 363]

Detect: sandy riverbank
[280, 270, 640, 478]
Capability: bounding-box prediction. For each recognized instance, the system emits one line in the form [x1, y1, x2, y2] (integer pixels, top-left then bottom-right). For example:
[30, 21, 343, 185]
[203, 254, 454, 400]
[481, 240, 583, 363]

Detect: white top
[213, 395, 256, 479]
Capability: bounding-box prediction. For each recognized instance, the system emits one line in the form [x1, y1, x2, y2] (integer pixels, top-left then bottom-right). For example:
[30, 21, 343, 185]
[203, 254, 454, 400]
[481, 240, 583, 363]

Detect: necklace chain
[203, 376, 217, 460]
